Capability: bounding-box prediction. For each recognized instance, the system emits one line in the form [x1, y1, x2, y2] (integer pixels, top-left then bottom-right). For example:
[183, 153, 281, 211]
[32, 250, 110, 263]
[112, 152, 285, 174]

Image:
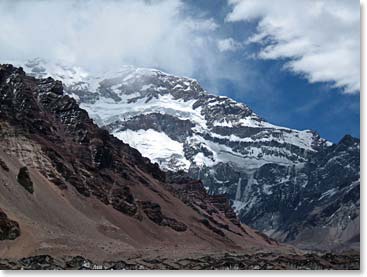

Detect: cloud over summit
[0, 0, 360, 95]
[0, 0, 219, 77]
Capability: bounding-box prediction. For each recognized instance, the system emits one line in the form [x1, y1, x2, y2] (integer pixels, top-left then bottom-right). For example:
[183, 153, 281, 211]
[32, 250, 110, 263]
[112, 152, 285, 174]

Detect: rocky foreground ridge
[0, 252, 360, 270]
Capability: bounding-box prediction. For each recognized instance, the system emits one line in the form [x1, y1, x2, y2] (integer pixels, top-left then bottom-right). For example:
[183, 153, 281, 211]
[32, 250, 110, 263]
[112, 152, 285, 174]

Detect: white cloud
[0, 0, 220, 78]
[227, 0, 360, 93]
[217, 38, 243, 52]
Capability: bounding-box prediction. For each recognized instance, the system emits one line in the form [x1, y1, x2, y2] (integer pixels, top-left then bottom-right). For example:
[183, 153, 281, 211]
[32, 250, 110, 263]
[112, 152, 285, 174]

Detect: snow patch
[113, 129, 190, 172]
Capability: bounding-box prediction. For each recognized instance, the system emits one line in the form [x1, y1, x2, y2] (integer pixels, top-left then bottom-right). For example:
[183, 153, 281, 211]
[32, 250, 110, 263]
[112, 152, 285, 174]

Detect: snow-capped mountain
[21, 58, 360, 250]
[2, 63, 282, 265]
[22, 59, 329, 171]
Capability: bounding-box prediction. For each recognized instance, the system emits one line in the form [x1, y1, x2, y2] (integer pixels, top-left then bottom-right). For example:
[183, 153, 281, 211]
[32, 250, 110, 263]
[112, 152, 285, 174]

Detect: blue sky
[0, 0, 360, 142]
[185, 0, 360, 142]
[202, 60, 360, 142]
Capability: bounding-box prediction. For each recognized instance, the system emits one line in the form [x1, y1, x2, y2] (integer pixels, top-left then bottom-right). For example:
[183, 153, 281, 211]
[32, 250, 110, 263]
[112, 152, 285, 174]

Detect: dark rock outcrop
[140, 201, 187, 232]
[0, 157, 9, 171]
[0, 209, 20, 240]
[17, 166, 34, 193]
[109, 186, 137, 216]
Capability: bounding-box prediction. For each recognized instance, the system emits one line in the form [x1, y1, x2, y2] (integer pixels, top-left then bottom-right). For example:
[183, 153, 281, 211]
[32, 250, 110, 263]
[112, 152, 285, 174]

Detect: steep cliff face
[238, 135, 360, 250]
[0, 64, 285, 262]
[20, 59, 360, 251]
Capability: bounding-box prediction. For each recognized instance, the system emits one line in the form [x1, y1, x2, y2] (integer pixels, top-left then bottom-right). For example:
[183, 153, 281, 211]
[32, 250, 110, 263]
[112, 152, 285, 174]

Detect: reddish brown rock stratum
[0, 64, 287, 262]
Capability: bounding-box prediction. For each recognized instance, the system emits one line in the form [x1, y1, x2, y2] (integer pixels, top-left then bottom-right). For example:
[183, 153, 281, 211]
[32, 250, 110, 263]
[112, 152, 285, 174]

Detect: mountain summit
[1, 63, 289, 263]
[21, 59, 360, 251]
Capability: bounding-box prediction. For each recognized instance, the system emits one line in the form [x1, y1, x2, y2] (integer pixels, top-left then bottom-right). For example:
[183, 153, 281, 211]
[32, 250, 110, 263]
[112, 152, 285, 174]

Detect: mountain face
[0, 64, 286, 262]
[21, 59, 360, 251]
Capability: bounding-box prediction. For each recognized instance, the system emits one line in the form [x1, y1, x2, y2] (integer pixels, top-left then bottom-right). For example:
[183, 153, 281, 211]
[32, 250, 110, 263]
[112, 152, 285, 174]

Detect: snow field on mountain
[113, 128, 190, 171]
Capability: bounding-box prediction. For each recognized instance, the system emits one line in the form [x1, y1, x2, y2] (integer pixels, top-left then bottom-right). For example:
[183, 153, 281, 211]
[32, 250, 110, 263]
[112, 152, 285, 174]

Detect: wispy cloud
[217, 38, 243, 52]
[0, 0, 221, 78]
[226, 0, 360, 94]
